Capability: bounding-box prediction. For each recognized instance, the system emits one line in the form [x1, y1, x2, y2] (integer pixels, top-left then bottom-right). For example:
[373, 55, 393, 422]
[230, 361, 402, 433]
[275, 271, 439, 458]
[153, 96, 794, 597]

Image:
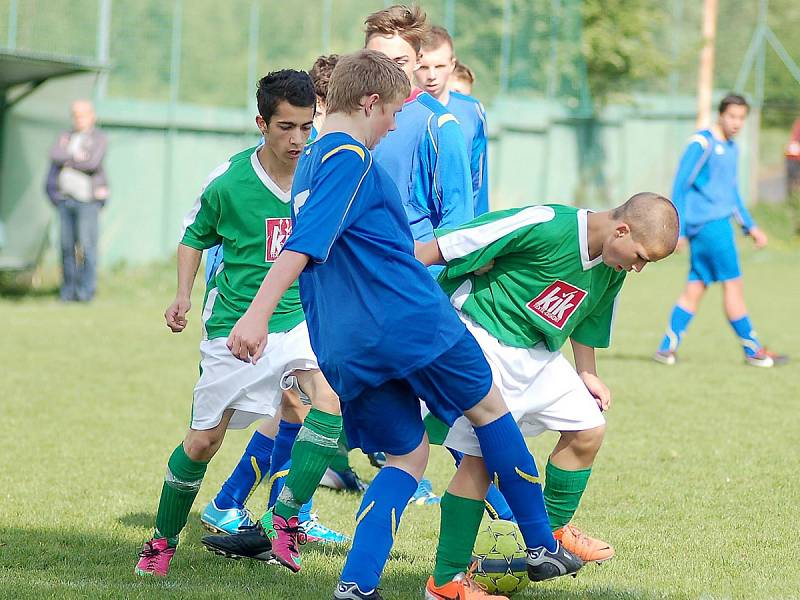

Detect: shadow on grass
[0, 524, 686, 600]
[604, 352, 661, 364]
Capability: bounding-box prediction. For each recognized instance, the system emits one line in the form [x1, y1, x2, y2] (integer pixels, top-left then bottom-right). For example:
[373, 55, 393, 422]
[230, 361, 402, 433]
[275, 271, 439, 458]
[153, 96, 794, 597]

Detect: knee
[312, 389, 340, 415]
[386, 437, 430, 481]
[183, 430, 222, 462]
[563, 425, 605, 460]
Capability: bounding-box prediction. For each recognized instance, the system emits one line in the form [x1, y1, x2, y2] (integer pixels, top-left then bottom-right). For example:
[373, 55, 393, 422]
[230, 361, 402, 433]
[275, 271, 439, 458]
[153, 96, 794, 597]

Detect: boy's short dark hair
[309, 55, 340, 102]
[256, 70, 316, 124]
[364, 4, 429, 54]
[718, 93, 749, 115]
[422, 25, 453, 52]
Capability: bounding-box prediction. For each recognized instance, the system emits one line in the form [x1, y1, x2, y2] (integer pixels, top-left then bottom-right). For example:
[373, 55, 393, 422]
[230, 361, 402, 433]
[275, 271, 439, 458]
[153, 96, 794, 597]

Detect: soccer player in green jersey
[414, 193, 680, 592]
[134, 70, 344, 577]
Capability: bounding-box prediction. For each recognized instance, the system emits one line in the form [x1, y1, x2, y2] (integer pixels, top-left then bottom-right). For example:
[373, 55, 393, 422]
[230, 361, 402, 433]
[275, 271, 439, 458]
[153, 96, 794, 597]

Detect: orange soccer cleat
[553, 524, 614, 564]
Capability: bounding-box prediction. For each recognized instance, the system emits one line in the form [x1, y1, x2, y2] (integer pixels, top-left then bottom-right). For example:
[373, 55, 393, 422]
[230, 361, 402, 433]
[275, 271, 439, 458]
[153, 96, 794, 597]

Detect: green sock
[272, 408, 342, 521]
[543, 460, 591, 530]
[154, 443, 208, 547]
[327, 429, 351, 473]
[423, 413, 451, 446]
[433, 492, 485, 587]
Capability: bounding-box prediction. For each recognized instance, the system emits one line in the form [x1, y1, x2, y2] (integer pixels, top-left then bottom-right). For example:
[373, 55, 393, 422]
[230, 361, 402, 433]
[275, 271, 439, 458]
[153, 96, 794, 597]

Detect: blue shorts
[687, 217, 741, 285]
[342, 331, 493, 456]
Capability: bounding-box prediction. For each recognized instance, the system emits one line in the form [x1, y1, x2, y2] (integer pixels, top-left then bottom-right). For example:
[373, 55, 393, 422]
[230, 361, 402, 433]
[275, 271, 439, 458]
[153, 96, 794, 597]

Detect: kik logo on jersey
[527, 280, 587, 330]
[265, 218, 292, 262]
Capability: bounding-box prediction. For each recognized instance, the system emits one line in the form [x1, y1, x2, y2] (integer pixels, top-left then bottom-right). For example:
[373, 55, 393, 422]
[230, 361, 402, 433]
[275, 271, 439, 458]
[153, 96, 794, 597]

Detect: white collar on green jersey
[578, 209, 603, 271]
[250, 150, 291, 203]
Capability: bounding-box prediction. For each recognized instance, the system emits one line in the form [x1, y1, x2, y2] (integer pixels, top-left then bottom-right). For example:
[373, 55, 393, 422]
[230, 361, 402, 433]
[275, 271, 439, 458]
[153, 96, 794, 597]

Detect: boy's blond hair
[452, 60, 475, 85]
[364, 4, 429, 53]
[327, 49, 411, 114]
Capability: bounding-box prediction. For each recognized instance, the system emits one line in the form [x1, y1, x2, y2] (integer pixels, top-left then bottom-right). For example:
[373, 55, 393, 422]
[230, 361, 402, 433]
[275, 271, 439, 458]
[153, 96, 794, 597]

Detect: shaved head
[612, 192, 680, 259]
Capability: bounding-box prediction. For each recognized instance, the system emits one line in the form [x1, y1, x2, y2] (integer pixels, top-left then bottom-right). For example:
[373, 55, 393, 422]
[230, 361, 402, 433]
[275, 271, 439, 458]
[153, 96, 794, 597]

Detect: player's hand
[227, 309, 269, 364]
[165, 296, 191, 333]
[676, 237, 688, 253]
[750, 227, 768, 249]
[580, 372, 611, 411]
[473, 260, 495, 276]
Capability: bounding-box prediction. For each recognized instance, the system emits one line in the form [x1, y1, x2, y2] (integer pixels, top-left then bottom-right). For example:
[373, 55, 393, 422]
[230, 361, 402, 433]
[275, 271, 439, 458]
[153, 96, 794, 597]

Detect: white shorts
[191, 321, 318, 431]
[443, 312, 606, 457]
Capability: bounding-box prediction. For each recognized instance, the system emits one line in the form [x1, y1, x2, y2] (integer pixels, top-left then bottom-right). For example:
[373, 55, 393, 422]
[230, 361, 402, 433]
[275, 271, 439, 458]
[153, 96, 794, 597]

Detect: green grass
[1, 214, 799, 599]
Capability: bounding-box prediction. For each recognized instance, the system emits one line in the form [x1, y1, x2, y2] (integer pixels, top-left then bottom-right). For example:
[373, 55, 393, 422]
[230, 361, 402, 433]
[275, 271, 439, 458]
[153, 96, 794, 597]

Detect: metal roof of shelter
[0, 49, 104, 88]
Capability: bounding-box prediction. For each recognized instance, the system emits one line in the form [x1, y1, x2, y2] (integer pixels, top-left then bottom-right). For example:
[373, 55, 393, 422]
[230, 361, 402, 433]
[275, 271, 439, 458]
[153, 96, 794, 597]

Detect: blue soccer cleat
[319, 467, 368, 492]
[200, 500, 256, 535]
[301, 513, 350, 544]
[408, 478, 440, 506]
[367, 452, 386, 469]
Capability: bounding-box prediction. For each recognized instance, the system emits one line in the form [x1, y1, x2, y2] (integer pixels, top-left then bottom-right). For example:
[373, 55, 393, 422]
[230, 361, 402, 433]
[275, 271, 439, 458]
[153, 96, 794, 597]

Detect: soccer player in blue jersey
[654, 94, 788, 368]
[365, 2, 474, 507]
[449, 60, 475, 96]
[222, 49, 582, 600]
[417, 25, 490, 215]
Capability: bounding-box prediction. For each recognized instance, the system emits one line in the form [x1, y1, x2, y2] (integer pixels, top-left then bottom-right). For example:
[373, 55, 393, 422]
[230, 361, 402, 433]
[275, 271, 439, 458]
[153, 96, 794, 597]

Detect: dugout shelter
[0, 49, 103, 278]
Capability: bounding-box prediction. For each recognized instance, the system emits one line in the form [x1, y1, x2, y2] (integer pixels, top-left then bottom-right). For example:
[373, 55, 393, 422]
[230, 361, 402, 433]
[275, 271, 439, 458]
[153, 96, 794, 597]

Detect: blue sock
[449, 447, 515, 521]
[266, 420, 301, 508]
[658, 305, 694, 352]
[474, 413, 555, 551]
[729, 315, 762, 357]
[340, 466, 417, 591]
[214, 430, 273, 510]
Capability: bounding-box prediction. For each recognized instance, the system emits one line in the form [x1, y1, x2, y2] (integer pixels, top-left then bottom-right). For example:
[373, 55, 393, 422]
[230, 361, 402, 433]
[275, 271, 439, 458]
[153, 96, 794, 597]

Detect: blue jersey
[284, 132, 466, 401]
[374, 91, 473, 243]
[447, 91, 489, 215]
[672, 129, 755, 238]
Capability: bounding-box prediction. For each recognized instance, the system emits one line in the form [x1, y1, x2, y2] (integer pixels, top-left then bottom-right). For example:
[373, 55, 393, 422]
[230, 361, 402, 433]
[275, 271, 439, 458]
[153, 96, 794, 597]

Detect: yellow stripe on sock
[515, 466, 544, 486]
[264, 468, 290, 506]
[390, 508, 397, 542]
[355, 501, 375, 528]
[242, 456, 263, 505]
[493, 472, 500, 489]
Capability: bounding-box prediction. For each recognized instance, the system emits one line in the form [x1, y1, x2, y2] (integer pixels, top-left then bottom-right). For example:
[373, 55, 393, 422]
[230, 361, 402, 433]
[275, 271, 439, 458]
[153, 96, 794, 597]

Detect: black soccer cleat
[333, 581, 384, 599]
[201, 521, 273, 562]
[526, 540, 584, 582]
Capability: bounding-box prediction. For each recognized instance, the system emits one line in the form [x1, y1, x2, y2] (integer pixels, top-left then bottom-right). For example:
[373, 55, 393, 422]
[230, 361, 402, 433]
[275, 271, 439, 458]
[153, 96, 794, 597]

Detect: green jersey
[181, 146, 303, 340]
[436, 204, 626, 351]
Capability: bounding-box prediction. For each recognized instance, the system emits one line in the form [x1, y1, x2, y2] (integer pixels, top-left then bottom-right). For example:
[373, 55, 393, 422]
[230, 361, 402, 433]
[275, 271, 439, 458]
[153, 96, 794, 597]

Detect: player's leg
[427, 454, 507, 599]
[58, 200, 78, 301]
[266, 389, 307, 508]
[320, 430, 368, 492]
[264, 369, 342, 570]
[722, 277, 788, 367]
[655, 280, 705, 364]
[415, 331, 582, 582]
[334, 380, 429, 599]
[135, 411, 233, 577]
[201, 416, 275, 535]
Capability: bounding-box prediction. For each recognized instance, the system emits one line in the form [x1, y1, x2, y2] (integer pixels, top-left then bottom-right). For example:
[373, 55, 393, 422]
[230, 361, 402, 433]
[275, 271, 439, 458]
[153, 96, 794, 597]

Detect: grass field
[1, 207, 799, 599]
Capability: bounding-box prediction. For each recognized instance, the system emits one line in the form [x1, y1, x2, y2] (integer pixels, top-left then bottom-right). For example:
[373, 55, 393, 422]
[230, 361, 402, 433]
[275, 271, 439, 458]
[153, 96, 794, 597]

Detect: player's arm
[169, 184, 223, 332]
[165, 244, 202, 333]
[432, 117, 474, 230]
[672, 136, 708, 239]
[570, 339, 611, 411]
[228, 144, 370, 364]
[732, 187, 767, 247]
[473, 109, 490, 215]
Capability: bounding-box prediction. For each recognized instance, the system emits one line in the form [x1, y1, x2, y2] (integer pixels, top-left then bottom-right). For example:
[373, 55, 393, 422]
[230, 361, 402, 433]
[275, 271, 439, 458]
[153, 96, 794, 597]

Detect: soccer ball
[471, 519, 529, 596]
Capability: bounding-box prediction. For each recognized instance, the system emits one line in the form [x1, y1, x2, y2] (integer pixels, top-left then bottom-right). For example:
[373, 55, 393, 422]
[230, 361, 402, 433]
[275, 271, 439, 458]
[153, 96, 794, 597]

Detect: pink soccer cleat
[135, 537, 175, 577]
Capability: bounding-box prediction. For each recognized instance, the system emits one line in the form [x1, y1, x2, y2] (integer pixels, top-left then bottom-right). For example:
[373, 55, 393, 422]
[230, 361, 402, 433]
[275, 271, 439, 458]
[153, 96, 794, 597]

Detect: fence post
[499, 0, 512, 94]
[247, 0, 261, 116]
[7, 0, 18, 49]
[162, 0, 183, 254]
[95, 0, 112, 101]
